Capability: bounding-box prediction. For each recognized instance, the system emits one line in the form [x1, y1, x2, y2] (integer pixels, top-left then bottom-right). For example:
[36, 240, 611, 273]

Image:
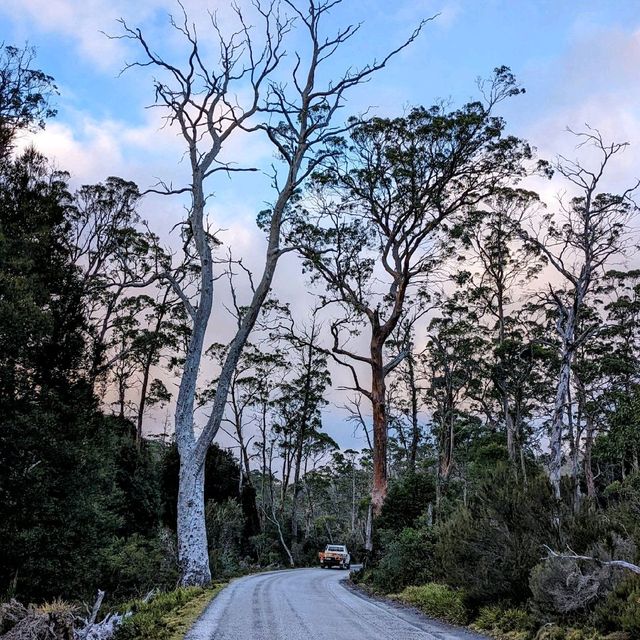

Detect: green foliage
[0, 44, 57, 155]
[592, 577, 640, 635]
[161, 443, 240, 530]
[367, 527, 435, 593]
[434, 466, 557, 604]
[376, 472, 435, 532]
[473, 605, 535, 639]
[205, 499, 246, 578]
[392, 583, 468, 625]
[115, 585, 224, 640]
[103, 532, 178, 602]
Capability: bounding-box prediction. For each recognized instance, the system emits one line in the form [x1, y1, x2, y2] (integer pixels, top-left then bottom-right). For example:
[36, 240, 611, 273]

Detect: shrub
[592, 576, 640, 635]
[473, 604, 535, 639]
[530, 557, 605, 614]
[114, 585, 224, 640]
[474, 605, 505, 631]
[368, 527, 435, 593]
[103, 531, 178, 601]
[434, 466, 557, 605]
[392, 583, 467, 625]
[530, 536, 634, 615]
[376, 472, 436, 532]
[206, 499, 246, 578]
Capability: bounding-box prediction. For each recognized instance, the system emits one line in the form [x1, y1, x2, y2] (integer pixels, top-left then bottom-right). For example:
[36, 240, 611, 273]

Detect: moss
[114, 584, 226, 640]
[391, 583, 468, 625]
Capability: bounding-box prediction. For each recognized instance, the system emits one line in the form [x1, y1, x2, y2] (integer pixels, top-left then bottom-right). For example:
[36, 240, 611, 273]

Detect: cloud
[513, 24, 640, 201]
[0, 0, 266, 71]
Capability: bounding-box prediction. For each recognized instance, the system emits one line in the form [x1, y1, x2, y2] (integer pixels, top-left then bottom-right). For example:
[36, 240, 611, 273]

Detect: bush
[103, 531, 178, 601]
[376, 472, 435, 532]
[114, 585, 224, 640]
[530, 536, 634, 615]
[474, 604, 535, 638]
[206, 499, 246, 578]
[530, 557, 605, 614]
[367, 527, 435, 593]
[392, 583, 467, 625]
[592, 576, 640, 635]
[434, 466, 557, 605]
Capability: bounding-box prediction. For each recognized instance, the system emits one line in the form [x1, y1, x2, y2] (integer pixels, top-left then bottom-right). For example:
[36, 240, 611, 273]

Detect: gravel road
[185, 567, 488, 640]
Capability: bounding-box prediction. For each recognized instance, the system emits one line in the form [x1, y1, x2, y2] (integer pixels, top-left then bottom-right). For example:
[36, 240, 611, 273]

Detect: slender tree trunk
[407, 353, 420, 471]
[504, 394, 517, 463]
[550, 347, 572, 499]
[136, 297, 168, 443]
[496, 276, 518, 464]
[364, 503, 373, 554]
[351, 462, 356, 535]
[371, 345, 388, 514]
[584, 412, 596, 499]
[291, 340, 314, 538]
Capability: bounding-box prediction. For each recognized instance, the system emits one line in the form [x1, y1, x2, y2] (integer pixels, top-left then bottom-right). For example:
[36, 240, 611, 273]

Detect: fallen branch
[543, 545, 640, 575]
[74, 589, 132, 640]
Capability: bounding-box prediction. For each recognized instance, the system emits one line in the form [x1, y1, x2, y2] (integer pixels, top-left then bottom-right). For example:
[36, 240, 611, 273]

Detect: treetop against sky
[1, 0, 640, 450]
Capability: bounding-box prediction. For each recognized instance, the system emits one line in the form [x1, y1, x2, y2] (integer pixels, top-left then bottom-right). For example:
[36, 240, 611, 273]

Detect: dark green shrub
[368, 526, 435, 593]
[434, 466, 557, 605]
[103, 530, 178, 601]
[376, 472, 435, 532]
[592, 576, 640, 635]
[206, 499, 245, 578]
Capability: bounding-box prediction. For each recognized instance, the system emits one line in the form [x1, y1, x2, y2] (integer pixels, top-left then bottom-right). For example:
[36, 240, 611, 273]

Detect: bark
[364, 503, 374, 553]
[371, 344, 388, 515]
[407, 353, 420, 471]
[177, 459, 211, 585]
[584, 413, 596, 499]
[550, 341, 572, 499]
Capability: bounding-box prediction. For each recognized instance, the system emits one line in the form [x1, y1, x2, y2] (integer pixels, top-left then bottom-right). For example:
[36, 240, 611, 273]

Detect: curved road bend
[185, 567, 488, 640]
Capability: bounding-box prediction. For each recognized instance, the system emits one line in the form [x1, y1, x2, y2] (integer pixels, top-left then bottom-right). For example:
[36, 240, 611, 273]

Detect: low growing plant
[114, 584, 224, 640]
[392, 583, 467, 625]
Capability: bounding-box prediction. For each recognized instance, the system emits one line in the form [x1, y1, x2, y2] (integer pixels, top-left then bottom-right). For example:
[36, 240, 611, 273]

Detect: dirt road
[185, 567, 488, 640]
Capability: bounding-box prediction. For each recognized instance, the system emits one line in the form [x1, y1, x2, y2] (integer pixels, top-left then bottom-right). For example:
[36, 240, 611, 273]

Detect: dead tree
[118, 0, 424, 585]
[520, 130, 639, 500]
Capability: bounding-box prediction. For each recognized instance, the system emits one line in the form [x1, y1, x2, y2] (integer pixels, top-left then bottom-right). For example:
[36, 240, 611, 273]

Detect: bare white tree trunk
[550, 340, 573, 499]
[177, 458, 210, 585]
[520, 131, 638, 501]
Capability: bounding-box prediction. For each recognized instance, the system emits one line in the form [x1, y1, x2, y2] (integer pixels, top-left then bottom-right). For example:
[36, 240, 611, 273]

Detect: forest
[1, 2, 640, 639]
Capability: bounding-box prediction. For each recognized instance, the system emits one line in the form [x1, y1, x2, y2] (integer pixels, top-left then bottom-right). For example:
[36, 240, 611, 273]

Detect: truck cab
[318, 544, 351, 569]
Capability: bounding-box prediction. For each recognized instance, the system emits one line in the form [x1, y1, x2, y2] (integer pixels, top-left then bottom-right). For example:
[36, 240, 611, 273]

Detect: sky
[2, 0, 640, 451]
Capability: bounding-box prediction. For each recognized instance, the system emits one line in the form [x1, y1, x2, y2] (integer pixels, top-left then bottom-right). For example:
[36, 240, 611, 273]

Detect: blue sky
[2, 0, 639, 203]
[2, 0, 640, 449]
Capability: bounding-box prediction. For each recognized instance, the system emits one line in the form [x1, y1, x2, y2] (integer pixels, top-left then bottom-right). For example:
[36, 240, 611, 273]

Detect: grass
[390, 583, 468, 625]
[114, 583, 226, 640]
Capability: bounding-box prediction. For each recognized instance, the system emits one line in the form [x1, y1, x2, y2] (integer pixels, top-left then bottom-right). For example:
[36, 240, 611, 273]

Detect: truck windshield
[327, 546, 344, 552]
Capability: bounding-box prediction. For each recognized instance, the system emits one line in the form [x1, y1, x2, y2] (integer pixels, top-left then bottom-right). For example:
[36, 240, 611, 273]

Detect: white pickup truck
[318, 544, 351, 570]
